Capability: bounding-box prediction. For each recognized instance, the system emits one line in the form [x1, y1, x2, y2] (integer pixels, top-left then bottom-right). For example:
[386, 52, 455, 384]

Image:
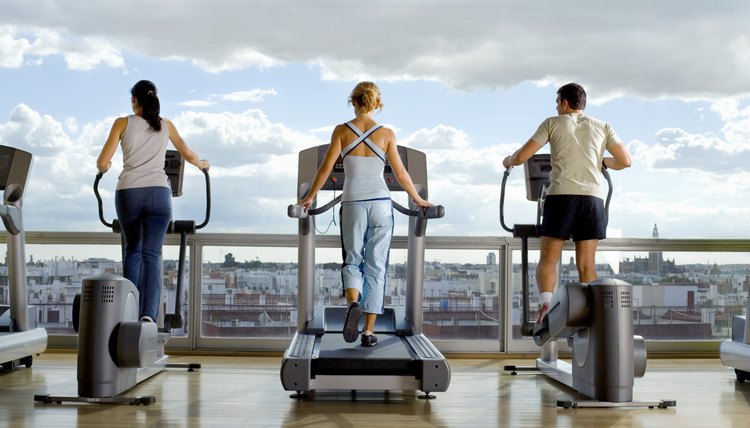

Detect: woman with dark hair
[97, 80, 209, 323]
[298, 81, 431, 347]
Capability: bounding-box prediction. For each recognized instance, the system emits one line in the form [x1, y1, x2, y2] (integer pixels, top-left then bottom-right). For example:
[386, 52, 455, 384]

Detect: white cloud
[219, 88, 277, 103]
[178, 100, 215, 108]
[0, 25, 123, 70]
[631, 96, 750, 173]
[401, 125, 471, 150]
[2, 2, 750, 99]
[171, 108, 323, 169]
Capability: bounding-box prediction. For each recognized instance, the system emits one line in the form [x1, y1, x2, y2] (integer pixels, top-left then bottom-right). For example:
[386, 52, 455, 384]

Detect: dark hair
[557, 83, 587, 110]
[130, 80, 162, 131]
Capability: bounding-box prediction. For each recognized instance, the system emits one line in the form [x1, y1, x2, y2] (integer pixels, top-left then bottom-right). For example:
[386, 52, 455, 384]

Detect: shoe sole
[343, 304, 361, 343]
[361, 338, 378, 347]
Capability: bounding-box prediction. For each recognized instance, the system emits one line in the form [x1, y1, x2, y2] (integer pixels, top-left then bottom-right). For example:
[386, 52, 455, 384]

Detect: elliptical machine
[0, 145, 48, 370]
[500, 154, 674, 409]
[35, 150, 209, 405]
[720, 283, 750, 383]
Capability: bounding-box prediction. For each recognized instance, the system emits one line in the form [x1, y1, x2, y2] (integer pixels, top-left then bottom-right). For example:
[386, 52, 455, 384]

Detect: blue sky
[0, 1, 749, 244]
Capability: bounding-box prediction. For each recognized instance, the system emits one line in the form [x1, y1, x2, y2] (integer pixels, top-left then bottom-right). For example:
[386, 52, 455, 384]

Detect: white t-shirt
[530, 113, 622, 199]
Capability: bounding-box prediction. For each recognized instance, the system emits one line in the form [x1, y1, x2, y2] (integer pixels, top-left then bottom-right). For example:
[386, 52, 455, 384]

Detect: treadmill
[280, 144, 450, 398]
[0, 145, 48, 369]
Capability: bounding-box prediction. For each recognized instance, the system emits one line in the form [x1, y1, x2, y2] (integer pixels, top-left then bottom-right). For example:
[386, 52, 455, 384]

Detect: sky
[1, 1, 749, 248]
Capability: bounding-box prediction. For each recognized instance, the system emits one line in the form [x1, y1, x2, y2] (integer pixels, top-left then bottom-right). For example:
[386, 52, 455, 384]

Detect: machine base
[504, 361, 675, 410]
[557, 399, 677, 409]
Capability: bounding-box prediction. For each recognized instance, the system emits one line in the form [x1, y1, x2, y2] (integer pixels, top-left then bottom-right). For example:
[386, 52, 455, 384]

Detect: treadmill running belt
[312, 334, 417, 376]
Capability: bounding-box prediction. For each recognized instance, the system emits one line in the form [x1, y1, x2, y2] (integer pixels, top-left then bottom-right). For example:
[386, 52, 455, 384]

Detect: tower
[648, 224, 663, 274]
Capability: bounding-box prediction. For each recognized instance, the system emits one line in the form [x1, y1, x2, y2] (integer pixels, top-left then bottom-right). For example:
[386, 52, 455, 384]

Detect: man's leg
[574, 239, 599, 283]
[537, 236, 565, 295]
[535, 236, 565, 327]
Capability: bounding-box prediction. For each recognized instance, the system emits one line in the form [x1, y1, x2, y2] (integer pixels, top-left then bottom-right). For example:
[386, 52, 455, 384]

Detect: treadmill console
[524, 154, 551, 201]
[0, 145, 33, 201]
[314, 145, 409, 192]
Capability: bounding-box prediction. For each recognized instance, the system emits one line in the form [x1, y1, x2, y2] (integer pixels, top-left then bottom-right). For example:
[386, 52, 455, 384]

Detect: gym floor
[1, 353, 746, 427]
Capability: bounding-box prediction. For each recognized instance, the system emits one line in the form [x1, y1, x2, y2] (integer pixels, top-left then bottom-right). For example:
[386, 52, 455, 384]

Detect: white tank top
[340, 122, 390, 202]
[116, 115, 170, 190]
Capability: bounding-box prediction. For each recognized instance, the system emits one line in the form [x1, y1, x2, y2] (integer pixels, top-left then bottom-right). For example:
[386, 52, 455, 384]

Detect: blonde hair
[348, 81, 383, 112]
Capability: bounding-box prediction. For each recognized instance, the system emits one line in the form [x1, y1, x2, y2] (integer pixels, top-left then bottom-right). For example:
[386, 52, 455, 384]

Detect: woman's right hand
[197, 159, 210, 170]
[298, 197, 314, 211]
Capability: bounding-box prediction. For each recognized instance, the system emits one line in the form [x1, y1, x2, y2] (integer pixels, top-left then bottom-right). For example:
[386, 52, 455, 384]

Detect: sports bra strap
[342, 122, 386, 162]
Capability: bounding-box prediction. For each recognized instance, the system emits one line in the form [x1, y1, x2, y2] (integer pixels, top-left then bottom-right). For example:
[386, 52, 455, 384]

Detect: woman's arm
[165, 119, 210, 170]
[96, 117, 128, 173]
[297, 126, 343, 209]
[384, 129, 431, 208]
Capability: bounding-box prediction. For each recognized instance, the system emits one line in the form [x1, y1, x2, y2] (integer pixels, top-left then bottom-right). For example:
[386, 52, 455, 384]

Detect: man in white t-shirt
[502, 83, 632, 331]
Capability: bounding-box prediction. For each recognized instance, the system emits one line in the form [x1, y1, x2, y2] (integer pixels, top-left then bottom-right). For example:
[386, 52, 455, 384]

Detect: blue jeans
[340, 199, 394, 315]
[115, 186, 172, 320]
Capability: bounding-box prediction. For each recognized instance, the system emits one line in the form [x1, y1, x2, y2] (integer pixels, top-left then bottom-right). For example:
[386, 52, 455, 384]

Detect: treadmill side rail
[407, 334, 451, 392]
[280, 332, 315, 392]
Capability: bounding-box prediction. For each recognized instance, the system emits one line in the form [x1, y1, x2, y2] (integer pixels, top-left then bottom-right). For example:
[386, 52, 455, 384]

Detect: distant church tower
[648, 224, 663, 274]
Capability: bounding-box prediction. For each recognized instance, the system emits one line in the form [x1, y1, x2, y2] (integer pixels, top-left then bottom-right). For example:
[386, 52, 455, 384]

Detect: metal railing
[1, 231, 748, 354]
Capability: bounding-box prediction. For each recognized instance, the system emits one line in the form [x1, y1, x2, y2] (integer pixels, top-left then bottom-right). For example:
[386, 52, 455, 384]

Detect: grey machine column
[0, 145, 48, 369]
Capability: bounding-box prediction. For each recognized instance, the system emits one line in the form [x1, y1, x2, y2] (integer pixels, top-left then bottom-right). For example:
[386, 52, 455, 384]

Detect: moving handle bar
[289, 198, 444, 237]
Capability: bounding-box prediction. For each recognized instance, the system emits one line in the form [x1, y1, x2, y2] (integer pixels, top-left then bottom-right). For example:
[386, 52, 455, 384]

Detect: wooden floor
[1, 353, 748, 427]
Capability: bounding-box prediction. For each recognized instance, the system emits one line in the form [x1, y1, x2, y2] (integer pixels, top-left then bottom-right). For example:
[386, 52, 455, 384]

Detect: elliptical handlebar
[93, 172, 114, 230]
[601, 165, 613, 217]
[195, 168, 211, 230]
[499, 168, 513, 233]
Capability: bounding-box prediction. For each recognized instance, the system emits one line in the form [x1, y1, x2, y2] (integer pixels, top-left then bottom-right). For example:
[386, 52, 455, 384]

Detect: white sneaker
[535, 303, 549, 328]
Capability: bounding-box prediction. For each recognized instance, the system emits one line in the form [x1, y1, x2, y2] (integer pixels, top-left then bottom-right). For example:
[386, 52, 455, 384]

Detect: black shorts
[540, 195, 607, 242]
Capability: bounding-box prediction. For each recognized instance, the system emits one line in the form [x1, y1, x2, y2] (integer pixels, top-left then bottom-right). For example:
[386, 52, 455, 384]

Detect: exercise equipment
[500, 154, 674, 409]
[720, 285, 750, 383]
[0, 145, 48, 370]
[280, 144, 450, 398]
[34, 150, 208, 405]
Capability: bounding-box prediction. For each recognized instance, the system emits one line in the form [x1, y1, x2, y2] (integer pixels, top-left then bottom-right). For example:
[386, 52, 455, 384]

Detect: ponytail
[130, 80, 162, 131]
[349, 81, 383, 113]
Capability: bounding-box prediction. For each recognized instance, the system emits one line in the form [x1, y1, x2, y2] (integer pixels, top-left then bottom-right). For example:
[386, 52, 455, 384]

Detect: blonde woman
[298, 82, 431, 347]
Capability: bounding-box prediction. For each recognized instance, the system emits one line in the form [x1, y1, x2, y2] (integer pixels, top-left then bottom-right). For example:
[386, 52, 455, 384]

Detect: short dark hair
[557, 83, 586, 110]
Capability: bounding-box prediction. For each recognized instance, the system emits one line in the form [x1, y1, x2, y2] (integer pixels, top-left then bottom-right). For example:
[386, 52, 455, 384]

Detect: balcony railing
[1, 231, 747, 354]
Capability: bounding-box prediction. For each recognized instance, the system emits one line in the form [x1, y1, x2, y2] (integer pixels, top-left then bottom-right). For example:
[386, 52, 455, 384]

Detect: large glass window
[510, 249, 750, 341]
[0, 243, 189, 336]
[198, 246, 502, 341]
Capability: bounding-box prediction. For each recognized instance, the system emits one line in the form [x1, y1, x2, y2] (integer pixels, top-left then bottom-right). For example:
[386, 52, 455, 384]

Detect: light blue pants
[340, 199, 393, 315]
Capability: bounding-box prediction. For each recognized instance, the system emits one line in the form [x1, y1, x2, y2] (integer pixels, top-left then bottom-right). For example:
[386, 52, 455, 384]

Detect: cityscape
[2, 225, 748, 342]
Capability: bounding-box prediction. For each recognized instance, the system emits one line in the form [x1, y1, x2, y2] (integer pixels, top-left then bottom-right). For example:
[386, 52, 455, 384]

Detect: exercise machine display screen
[164, 150, 184, 197]
[318, 145, 408, 192]
[524, 154, 551, 201]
